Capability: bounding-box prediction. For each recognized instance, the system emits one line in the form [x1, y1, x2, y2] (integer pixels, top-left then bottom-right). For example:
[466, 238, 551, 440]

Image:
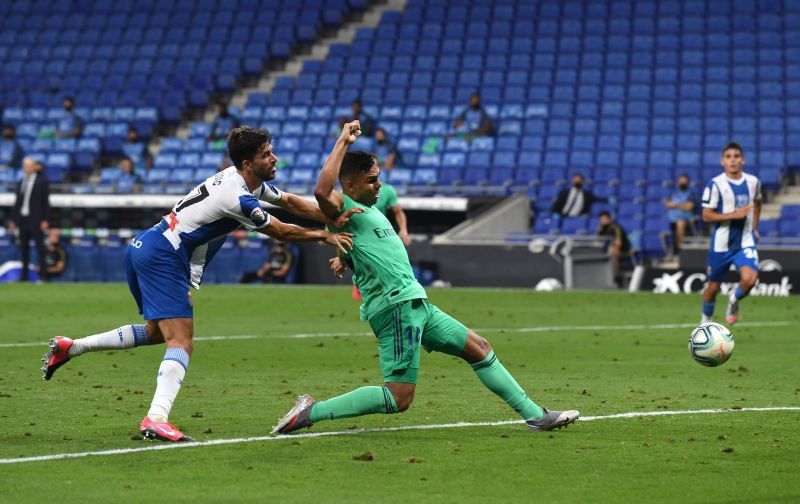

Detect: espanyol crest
[735, 194, 749, 207]
[250, 206, 266, 224]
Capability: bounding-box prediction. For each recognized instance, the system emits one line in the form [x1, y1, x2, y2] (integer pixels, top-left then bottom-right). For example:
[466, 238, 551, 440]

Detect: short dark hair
[599, 211, 612, 218]
[722, 141, 744, 157]
[63, 96, 74, 102]
[340, 151, 376, 182]
[227, 126, 273, 169]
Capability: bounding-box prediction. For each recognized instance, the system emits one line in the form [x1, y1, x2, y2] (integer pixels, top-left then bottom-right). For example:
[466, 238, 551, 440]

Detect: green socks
[471, 351, 544, 420]
[308, 352, 542, 424]
[309, 386, 399, 423]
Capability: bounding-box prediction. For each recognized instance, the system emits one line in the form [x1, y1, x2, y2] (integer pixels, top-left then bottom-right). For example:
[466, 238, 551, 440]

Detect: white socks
[68, 324, 150, 357]
[66, 326, 189, 424]
[147, 348, 190, 422]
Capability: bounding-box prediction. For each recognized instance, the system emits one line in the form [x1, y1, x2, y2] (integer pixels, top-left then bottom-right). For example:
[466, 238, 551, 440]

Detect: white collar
[724, 174, 745, 185]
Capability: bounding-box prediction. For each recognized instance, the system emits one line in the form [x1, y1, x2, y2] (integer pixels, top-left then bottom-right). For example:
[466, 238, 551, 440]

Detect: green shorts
[368, 298, 469, 384]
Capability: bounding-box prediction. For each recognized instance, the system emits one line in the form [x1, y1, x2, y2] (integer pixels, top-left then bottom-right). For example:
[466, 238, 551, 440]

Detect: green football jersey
[330, 194, 426, 320]
[373, 182, 398, 217]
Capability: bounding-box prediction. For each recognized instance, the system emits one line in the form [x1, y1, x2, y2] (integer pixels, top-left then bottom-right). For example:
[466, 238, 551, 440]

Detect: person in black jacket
[8, 157, 50, 282]
[596, 211, 632, 288]
[551, 173, 605, 219]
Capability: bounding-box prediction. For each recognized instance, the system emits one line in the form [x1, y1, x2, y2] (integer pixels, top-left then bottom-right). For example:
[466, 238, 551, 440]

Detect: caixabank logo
[650, 259, 794, 297]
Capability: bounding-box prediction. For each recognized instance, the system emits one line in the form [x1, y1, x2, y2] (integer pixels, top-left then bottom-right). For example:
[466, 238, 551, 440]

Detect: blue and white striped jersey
[157, 166, 282, 286]
[701, 172, 761, 253]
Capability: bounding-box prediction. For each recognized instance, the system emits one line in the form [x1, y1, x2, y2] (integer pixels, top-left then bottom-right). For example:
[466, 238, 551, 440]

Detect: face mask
[573, 182, 583, 189]
[3, 134, 12, 140]
[678, 183, 689, 190]
[471, 103, 480, 110]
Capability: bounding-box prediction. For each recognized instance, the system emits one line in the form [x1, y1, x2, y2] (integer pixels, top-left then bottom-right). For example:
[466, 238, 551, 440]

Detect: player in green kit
[350, 176, 411, 300]
[272, 121, 579, 434]
[373, 182, 411, 245]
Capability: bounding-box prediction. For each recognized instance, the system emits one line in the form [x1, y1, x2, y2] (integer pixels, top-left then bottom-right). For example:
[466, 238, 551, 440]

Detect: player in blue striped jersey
[41, 127, 359, 442]
[700, 142, 761, 325]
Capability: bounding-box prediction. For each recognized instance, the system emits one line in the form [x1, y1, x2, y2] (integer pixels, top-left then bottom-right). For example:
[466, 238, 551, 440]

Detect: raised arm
[314, 120, 361, 220]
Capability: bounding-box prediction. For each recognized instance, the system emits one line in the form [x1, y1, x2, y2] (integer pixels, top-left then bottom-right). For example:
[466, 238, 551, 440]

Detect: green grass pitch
[1, 284, 798, 502]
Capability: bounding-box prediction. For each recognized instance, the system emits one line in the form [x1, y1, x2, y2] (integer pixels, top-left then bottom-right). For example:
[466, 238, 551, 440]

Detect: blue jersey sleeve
[237, 194, 271, 230]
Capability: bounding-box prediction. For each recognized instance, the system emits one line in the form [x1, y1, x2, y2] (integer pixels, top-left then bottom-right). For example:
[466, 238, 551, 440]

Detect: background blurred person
[665, 174, 696, 255]
[8, 157, 50, 282]
[239, 239, 295, 284]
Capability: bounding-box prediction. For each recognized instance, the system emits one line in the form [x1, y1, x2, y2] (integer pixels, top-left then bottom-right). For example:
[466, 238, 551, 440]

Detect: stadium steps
[165, 0, 407, 144]
[759, 184, 800, 220]
[432, 195, 531, 244]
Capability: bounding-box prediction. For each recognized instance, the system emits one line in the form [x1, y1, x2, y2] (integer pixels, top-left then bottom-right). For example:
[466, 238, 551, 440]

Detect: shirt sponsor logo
[372, 227, 397, 239]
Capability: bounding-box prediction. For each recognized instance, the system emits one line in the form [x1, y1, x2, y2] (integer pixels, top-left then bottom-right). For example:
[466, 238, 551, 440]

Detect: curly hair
[227, 126, 273, 169]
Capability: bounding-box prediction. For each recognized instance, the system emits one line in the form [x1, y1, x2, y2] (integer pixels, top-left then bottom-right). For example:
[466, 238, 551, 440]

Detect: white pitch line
[0, 321, 793, 348]
[1, 406, 798, 465]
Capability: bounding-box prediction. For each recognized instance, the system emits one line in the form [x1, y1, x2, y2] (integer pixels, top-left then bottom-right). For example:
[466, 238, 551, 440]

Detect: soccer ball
[688, 322, 735, 367]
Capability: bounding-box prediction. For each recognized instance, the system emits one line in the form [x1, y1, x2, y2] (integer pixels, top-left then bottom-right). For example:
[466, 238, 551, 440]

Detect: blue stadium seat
[438, 166, 464, 185]
[203, 238, 242, 284]
[489, 167, 514, 186]
[439, 152, 464, 168]
[412, 168, 438, 185]
[387, 168, 413, 186]
[418, 153, 442, 167]
[561, 217, 589, 235]
[463, 167, 488, 185]
[65, 238, 103, 282]
[514, 167, 540, 187]
[619, 202, 645, 219]
[759, 219, 779, 238]
[780, 205, 800, 220]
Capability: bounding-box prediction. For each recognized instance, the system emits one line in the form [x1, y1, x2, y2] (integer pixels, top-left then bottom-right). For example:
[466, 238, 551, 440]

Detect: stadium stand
[2, 0, 799, 278]
[177, 0, 794, 258]
[0, 0, 363, 182]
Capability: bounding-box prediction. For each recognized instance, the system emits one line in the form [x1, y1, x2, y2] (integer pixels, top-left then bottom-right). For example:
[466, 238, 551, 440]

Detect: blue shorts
[706, 247, 760, 283]
[124, 223, 193, 320]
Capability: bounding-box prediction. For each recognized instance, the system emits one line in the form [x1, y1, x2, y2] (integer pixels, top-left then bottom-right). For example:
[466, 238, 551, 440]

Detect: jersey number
[743, 248, 758, 261]
[405, 326, 421, 347]
[175, 185, 210, 212]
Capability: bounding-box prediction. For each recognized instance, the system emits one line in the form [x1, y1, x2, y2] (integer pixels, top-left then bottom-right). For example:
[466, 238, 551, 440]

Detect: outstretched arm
[257, 215, 354, 255]
[273, 192, 363, 228]
[314, 120, 361, 220]
[273, 192, 326, 222]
